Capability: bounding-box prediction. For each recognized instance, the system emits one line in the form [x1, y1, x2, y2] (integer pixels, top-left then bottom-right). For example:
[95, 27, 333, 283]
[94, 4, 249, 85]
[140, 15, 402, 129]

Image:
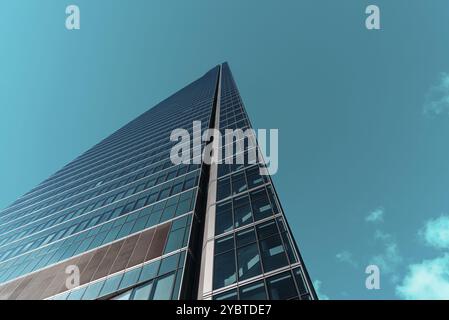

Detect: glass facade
[0, 63, 315, 300]
[199, 63, 316, 300]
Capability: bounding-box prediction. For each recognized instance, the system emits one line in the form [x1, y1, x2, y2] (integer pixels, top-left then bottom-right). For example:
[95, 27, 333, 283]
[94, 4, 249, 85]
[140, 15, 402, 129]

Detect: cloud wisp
[370, 230, 403, 283]
[313, 280, 330, 300]
[365, 207, 385, 223]
[423, 73, 449, 116]
[336, 250, 358, 268]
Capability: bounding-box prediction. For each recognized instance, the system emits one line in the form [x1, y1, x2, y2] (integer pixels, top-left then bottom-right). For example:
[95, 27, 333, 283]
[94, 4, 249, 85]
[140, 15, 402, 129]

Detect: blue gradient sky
[2, 1, 449, 299]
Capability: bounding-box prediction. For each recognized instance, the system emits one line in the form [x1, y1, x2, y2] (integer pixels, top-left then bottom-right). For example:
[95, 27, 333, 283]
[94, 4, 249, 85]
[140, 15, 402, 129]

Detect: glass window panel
[213, 250, 236, 289]
[281, 232, 297, 264]
[215, 212, 233, 235]
[166, 195, 179, 207]
[183, 177, 196, 190]
[217, 164, 230, 177]
[171, 269, 183, 300]
[132, 282, 153, 300]
[82, 280, 105, 300]
[171, 182, 183, 195]
[100, 273, 123, 297]
[134, 197, 147, 210]
[256, 220, 279, 240]
[159, 253, 179, 275]
[179, 190, 193, 202]
[250, 189, 272, 221]
[231, 172, 247, 195]
[236, 228, 257, 248]
[176, 200, 191, 216]
[119, 267, 142, 290]
[246, 166, 264, 189]
[267, 272, 298, 300]
[121, 202, 135, 216]
[233, 195, 252, 228]
[139, 260, 160, 282]
[66, 287, 87, 300]
[217, 178, 231, 201]
[164, 228, 185, 254]
[158, 187, 171, 200]
[216, 201, 232, 215]
[131, 216, 148, 234]
[111, 289, 132, 300]
[293, 268, 309, 296]
[171, 215, 188, 230]
[259, 235, 289, 272]
[215, 235, 234, 255]
[161, 205, 176, 221]
[213, 289, 238, 300]
[147, 211, 162, 227]
[239, 280, 267, 300]
[276, 217, 286, 233]
[52, 292, 70, 300]
[237, 243, 262, 281]
[152, 273, 176, 300]
[267, 186, 279, 214]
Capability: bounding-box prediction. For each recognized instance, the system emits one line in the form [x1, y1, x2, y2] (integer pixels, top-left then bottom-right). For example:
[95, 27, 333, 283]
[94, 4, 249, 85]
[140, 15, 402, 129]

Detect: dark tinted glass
[213, 250, 236, 289]
[237, 243, 262, 281]
[217, 178, 231, 201]
[213, 289, 238, 300]
[259, 235, 288, 272]
[236, 228, 256, 248]
[239, 280, 267, 300]
[267, 272, 298, 300]
[215, 235, 234, 254]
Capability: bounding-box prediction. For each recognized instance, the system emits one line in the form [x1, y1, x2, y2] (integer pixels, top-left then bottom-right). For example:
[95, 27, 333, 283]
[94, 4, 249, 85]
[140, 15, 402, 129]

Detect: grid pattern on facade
[0, 66, 220, 300]
[207, 63, 315, 300]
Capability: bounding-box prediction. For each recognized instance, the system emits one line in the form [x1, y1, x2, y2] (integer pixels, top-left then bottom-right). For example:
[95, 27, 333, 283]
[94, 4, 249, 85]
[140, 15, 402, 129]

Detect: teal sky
[2, 0, 449, 299]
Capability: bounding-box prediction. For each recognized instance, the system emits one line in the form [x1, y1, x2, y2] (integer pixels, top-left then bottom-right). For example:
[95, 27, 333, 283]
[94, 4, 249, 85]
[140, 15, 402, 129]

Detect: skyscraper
[0, 63, 316, 300]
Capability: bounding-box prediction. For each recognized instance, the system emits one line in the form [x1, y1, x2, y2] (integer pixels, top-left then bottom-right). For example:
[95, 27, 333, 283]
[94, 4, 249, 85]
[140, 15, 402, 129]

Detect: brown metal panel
[146, 222, 171, 261]
[109, 234, 140, 274]
[17, 274, 53, 300]
[127, 228, 155, 268]
[0, 280, 22, 300]
[41, 255, 87, 299]
[80, 246, 109, 285]
[92, 241, 124, 280]
[0, 225, 169, 300]
[17, 262, 62, 300]
[6, 276, 32, 300]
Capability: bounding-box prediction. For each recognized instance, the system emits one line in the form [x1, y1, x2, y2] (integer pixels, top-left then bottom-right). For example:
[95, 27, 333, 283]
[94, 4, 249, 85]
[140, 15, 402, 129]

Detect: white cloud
[336, 250, 358, 267]
[370, 242, 403, 277]
[369, 229, 403, 283]
[313, 280, 330, 300]
[419, 215, 449, 249]
[396, 253, 449, 299]
[423, 73, 449, 116]
[365, 208, 384, 223]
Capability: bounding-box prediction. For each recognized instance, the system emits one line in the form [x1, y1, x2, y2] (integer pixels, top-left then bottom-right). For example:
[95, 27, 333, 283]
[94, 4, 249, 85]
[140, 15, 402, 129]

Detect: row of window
[0, 194, 194, 284]
[0, 153, 198, 232]
[213, 218, 298, 290]
[215, 184, 279, 236]
[216, 165, 269, 202]
[213, 267, 311, 300]
[51, 102, 211, 182]
[0, 168, 200, 261]
[52, 250, 186, 300]
[0, 164, 199, 249]
[14, 106, 211, 212]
